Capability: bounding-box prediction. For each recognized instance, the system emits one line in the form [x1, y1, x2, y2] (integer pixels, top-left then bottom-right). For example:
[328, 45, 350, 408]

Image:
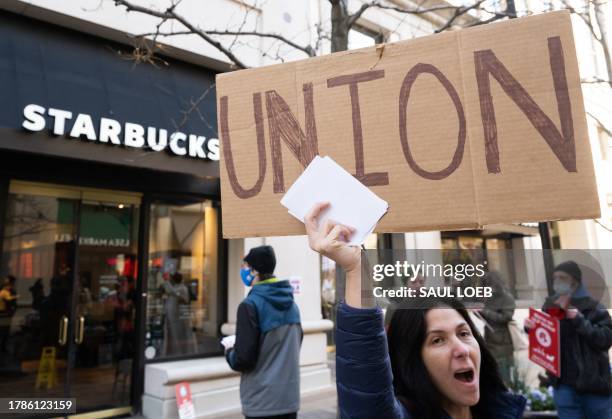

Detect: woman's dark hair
[387, 297, 506, 419]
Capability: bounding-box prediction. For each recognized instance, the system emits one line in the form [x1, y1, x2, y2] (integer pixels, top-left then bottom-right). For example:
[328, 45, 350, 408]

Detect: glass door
[0, 182, 79, 406]
[0, 181, 140, 416]
[70, 192, 140, 412]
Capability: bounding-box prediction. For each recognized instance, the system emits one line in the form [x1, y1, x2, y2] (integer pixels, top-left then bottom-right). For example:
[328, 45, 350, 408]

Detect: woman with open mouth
[304, 202, 526, 419]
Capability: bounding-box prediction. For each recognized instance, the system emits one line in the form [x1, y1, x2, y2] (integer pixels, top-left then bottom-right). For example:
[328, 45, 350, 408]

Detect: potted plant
[521, 387, 557, 418]
[508, 369, 557, 418]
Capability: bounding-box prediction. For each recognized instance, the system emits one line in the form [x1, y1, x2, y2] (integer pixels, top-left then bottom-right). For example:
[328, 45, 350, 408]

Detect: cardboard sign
[175, 381, 196, 419]
[528, 308, 561, 377]
[216, 11, 599, 238]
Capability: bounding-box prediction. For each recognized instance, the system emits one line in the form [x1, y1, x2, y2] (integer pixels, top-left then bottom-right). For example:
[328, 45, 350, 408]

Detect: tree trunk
[506, 0, 517, 18]
[331, 1, 349, 52]
[593, 0, 612, 85]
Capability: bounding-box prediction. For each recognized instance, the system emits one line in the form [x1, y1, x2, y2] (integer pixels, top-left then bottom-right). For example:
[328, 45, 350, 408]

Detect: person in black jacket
[224, 245, 302, 419]
[524, 261, 612, 419]
[477, 271, 516, 386]
[304, 202, 526, 419]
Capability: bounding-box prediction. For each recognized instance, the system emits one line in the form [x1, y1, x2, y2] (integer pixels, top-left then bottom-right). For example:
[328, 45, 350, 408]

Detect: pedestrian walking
[224, 245, 302, 419]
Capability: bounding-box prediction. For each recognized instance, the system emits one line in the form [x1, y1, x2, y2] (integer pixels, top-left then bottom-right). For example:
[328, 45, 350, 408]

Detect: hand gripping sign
[528, 308, 561, 377]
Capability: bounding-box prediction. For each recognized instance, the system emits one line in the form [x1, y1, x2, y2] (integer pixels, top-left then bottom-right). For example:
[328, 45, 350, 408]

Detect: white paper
[221, 335, 236, 350]
[281, 156, 388, 245]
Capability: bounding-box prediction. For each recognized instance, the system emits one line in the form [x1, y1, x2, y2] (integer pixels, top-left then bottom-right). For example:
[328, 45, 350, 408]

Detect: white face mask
[553, 280, 572, 295]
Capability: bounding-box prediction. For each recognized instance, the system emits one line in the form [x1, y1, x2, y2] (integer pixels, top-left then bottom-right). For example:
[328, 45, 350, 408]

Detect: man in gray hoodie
[225, 245, 302, 419]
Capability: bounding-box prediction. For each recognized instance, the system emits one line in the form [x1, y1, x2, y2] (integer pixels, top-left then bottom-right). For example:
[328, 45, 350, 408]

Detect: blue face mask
[240, 267, 255, 287]
[553, 280, 572, 295]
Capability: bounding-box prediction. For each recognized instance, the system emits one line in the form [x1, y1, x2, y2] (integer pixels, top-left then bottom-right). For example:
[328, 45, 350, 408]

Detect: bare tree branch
[346, 0, 488, 31]
[134, 29, 315, 56]
[467, 12, 509, 27]
[592, 0, 612, 86]
[115, 0, 612, 136]
[594, 218, 612, 233]
[561, 0, 601, 41]
[227, 0, 253, 52]
[581, 77, 612, 84]
[210, 31, 315, 56]
[332, 0, 489, 52]
[435, 0, 487, 33]
[115, 0, 317, 68]
[588, 111, 612, 137]
[561, 0, 612, 87]
[133, 30, 193, 37]
[346, 2, 376, 29]
[344, 0, 501, 39]
[172, 82, 217, 132]
[314, 22, 331, 53]
[114, 0, 248, 68]
[371, 2, 482, 16]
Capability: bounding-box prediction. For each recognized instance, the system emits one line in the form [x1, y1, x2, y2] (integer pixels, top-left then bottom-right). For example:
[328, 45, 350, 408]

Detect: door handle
[58, 316, 68, 346]
[75, 316, 85, 344]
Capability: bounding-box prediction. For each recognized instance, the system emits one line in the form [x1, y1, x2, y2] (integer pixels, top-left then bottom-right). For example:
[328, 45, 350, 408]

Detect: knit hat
[553, 261, 582, 282]
[244, 245, 276, 275]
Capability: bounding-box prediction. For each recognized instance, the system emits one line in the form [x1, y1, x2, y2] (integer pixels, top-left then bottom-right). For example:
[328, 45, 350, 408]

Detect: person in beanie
[525, 260, 612, 419]
[224, 245, 302, 419]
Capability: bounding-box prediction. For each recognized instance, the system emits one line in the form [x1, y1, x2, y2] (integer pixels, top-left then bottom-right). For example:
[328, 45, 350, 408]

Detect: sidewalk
[131, 352, 338, 419]
[220, 386, 337, 419]
[129, 386, 337, 419]
[217, 352, 337, 418]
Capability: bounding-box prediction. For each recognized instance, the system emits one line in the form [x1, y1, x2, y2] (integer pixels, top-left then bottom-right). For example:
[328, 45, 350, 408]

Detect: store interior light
[118, 204, 125, 209]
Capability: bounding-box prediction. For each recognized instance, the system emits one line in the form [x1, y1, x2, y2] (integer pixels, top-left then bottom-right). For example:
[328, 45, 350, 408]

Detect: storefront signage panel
[0, 12, 220, 178]
[22, 104, 219, 161]
[217, 11, 600, 238]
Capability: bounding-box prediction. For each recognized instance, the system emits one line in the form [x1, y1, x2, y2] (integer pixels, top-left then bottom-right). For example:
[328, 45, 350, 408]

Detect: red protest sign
[175, 381, 196, 419]
[528, 308, 561, 377]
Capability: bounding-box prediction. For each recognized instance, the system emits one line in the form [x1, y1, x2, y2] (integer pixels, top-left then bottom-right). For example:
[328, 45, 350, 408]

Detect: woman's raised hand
[305, 202, 361, 273]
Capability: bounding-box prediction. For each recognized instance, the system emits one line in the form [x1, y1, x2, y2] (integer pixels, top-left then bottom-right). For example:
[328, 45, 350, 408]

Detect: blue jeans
[553, 384, 612, 419]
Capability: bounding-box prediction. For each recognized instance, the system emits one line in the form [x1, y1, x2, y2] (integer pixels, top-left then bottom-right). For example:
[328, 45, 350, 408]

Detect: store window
[441, 233, 517, 297]
[145, 200, 220, 360]
[0, 181, 140, 409]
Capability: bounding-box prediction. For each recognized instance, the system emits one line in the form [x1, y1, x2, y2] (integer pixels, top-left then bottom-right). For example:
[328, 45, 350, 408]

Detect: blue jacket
[246, 279, 301, 333]
[226, 279, 302, 417]
[336, 302, 526, 419]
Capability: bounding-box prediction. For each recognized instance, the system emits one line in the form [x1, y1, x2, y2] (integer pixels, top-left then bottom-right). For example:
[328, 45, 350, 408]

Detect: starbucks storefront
[0, 11, 225, 418]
